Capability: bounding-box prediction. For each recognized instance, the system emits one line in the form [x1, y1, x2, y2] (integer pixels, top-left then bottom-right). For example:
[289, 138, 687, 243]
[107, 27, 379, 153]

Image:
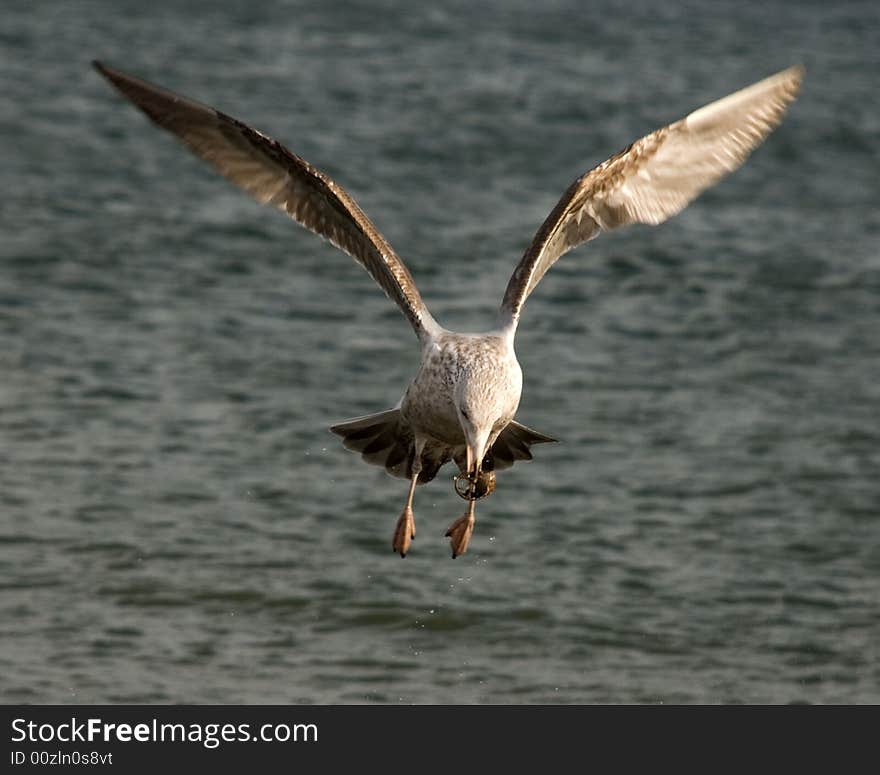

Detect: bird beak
[465, 428, 490, 480]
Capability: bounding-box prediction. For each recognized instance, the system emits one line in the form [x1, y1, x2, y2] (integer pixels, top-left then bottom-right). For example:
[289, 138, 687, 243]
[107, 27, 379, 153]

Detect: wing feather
[500, 66, 804, 323]
[94, 61, 438, 340]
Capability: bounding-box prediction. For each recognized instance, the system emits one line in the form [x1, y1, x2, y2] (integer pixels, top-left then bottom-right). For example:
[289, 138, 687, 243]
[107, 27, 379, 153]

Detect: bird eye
[461, 409, 470, 420]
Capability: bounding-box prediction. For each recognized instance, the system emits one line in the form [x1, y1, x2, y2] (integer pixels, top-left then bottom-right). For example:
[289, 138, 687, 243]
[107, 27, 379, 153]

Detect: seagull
[94, 61, 803, 558]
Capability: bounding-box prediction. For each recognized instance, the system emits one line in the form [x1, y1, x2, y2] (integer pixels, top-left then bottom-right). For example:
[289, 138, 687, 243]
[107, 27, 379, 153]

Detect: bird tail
[330, 409, 452, 484]
[487, 420, 558, 471]
[330, 409, 412, 479]
[330, 411, 557, 483]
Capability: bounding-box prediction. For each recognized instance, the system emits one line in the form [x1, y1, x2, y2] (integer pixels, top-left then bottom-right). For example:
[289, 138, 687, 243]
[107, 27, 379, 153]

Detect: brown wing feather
[501, 65, 804, 324]
[94, 61, 438, 340]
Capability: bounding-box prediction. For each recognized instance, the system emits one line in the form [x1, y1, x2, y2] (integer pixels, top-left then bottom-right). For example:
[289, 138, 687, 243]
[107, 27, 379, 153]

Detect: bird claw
[392, 506, 415, 558]
[445, 509, 475, 559]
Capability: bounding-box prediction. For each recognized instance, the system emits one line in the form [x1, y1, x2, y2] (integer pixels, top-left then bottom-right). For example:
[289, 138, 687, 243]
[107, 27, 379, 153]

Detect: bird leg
[392, 451, 422, 558]
[392, 472, 418, 557]
[446, 450, 496, 557]
[446, 498, 476, 559]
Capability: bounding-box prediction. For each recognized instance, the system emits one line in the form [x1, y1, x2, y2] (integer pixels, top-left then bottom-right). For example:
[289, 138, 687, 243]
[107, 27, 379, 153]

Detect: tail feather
[330, 409, 402, 454]
[488, 420, 557, 471]
[383, 439, 409, 471]
[330, 409, 419, 480]
[361, 427, 399, 457]
[331, 410, 557, 481]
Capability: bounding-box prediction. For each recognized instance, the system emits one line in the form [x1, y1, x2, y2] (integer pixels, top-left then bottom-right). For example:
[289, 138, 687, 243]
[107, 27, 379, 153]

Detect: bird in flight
[94, 61, 803, 558]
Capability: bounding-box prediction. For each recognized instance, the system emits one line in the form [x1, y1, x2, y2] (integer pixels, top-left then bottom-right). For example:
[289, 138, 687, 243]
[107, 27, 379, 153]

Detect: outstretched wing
[94, 61, 439, 340]
[500, 66, 804, 325]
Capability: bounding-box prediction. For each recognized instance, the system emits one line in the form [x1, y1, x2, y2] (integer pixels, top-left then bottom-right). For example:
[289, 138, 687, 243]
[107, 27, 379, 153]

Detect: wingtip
[782, 63, 806, 88]
[767, 64, 805, 97]
[92, 60, 118, 83]
[746, 64, 805, 98]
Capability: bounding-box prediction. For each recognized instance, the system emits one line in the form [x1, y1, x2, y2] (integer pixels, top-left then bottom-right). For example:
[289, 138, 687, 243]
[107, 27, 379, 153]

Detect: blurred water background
[1, 0, 878, 702]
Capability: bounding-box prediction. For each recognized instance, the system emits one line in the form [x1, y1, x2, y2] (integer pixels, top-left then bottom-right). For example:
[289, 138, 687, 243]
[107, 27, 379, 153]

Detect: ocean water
[1, 0, 878, 703]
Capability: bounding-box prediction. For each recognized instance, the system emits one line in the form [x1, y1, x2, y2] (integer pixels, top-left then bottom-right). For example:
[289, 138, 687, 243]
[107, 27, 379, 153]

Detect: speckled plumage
[401, 332, 521, 448]
[95, 62, 802, 557]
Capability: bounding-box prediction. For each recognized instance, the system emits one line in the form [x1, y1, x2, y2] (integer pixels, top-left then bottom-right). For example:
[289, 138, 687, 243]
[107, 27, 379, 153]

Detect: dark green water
[1, 0, 878, 703]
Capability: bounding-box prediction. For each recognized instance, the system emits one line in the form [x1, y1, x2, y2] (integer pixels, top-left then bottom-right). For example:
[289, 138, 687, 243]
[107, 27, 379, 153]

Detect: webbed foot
[392, 506, 416, 558]
[445, 501, 475, 559]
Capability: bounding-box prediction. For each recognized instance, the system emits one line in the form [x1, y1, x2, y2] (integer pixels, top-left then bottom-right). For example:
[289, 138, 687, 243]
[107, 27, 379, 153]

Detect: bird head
[454, 377, 497, 481]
